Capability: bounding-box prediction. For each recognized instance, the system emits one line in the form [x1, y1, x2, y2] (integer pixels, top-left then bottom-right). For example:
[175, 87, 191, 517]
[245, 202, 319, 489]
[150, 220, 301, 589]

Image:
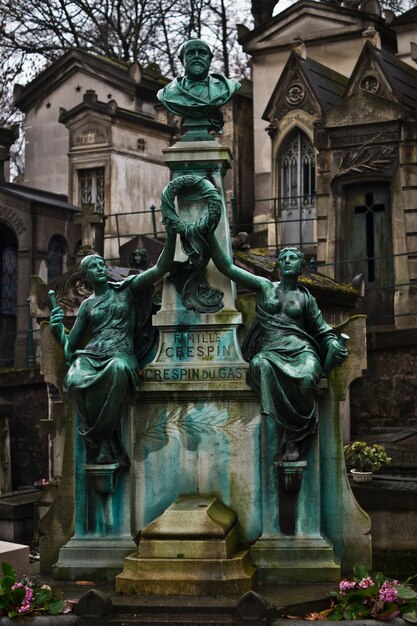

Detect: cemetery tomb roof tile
[0, 182, 80, 212]
[392, 5, 417, 25]
[372, 45, 417, 111]
[301, 57, 348, 110]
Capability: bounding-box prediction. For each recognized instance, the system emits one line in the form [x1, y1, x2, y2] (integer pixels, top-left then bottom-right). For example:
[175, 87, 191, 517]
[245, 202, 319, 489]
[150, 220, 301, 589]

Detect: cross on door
[354, 192, 385, 282]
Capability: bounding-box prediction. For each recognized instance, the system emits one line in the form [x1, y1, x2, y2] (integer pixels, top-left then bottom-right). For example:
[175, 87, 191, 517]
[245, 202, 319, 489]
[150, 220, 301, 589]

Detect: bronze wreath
[160, 175, 224, 314]
[160, 174, 222, 235]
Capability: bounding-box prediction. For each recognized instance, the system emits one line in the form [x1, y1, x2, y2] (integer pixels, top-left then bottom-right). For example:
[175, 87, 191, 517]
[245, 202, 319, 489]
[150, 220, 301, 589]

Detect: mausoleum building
[240, 0, 417, 436]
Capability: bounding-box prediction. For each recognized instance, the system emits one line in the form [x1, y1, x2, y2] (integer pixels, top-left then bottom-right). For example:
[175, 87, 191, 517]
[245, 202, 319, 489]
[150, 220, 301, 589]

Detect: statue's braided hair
[79, 254, 105, 291]
[277, 247, 306, 268]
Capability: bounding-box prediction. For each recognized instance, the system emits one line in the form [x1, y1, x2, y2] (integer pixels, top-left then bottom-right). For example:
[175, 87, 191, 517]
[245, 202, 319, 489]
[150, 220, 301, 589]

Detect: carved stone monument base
[129, 385, 262, 544]
[250, 536, 340, 582]
[52, 415, 135, 580]
[115, 495, 256, 595]
[52, 536, 136, 580]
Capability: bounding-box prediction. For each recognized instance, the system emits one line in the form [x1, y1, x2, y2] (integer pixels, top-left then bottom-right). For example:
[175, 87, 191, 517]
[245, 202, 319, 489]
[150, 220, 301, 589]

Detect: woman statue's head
[79, 254, 107, 291]
[277, 247, 306, 277]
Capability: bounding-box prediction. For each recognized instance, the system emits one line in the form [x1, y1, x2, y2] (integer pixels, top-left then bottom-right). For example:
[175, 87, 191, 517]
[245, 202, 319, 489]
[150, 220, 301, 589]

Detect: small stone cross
[74, 202, 105, 255]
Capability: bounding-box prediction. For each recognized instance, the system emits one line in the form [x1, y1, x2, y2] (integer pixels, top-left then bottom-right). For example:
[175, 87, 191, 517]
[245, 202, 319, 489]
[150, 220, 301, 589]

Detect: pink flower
[339, 579, 357, 594]
[359, 577, 374, 589]
[379, 580, 399, 603]
[34, 478, 49, 488]
[12, 583, 34, 613]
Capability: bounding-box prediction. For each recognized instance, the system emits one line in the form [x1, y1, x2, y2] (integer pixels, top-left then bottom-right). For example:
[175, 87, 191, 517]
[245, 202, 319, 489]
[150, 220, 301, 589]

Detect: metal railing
[105, 205, 160, 257]
[2, 195, 417, 369]
[104, 196, 319, 262]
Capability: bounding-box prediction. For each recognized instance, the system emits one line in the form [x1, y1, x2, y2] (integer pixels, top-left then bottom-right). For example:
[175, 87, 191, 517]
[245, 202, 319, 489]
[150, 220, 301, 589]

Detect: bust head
[179, 39, 213, 82]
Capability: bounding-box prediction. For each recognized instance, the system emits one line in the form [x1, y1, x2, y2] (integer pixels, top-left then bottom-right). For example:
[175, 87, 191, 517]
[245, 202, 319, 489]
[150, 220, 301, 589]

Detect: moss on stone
[234, 250, 360, 297]
[299, 274, 358, 296]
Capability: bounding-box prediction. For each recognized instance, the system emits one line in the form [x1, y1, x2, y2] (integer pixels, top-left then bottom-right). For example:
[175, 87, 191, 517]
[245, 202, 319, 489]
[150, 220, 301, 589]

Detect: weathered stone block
[0, 540, 30, 578]
[116, 496, 255, 596]
[0, 489, 41, 544]
[116, 550, 255, 596]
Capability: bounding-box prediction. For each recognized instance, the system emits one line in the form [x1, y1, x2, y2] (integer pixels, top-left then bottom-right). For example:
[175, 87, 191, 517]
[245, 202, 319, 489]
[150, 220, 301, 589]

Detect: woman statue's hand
[323, 335, 349, 374]
[49, 306, 72, 366]
[49, 306, 65, 333]
[330, 338, 348, 364]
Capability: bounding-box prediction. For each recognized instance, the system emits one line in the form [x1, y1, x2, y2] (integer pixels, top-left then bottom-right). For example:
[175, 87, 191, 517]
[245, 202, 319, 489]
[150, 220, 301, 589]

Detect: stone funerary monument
[38, 38, 370, 592]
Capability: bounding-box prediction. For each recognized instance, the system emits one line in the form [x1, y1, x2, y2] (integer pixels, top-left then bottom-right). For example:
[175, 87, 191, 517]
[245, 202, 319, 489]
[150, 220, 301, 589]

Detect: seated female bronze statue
[49, 230, 176, 467]
[208, 235, 348, 461]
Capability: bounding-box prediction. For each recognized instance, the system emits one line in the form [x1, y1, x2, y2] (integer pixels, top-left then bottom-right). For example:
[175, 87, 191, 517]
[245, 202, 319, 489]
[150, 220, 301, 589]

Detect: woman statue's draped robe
[243, 285, 338, 459]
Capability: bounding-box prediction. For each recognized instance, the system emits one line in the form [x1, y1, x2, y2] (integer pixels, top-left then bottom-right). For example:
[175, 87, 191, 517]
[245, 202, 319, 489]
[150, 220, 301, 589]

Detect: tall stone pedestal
[116, 496, 255, 595]
[250, 315, 371, 580]
[52, 414, 135, 580]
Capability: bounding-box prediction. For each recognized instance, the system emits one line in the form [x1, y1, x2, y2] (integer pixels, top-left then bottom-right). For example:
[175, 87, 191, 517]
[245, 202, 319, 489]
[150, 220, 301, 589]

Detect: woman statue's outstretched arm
[206, 230, 275, 302]
[129, 226, 177, 294]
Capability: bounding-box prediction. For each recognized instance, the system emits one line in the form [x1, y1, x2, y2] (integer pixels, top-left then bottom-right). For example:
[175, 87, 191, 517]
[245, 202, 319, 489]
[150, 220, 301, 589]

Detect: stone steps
[108, 613, 235, 624]
[74, 588, 274, 625]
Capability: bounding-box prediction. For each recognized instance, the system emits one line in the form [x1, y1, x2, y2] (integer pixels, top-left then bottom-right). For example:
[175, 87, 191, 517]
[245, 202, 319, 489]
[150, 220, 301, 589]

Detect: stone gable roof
[263, 51, 348, 122]
[14, 49, 169, 113]
[239, 0, 395, 54]
[298, 56, 348, 110]
[392, 5, 417, 26]
[345, 41, 417, 112]
[374, 46, 417, 110]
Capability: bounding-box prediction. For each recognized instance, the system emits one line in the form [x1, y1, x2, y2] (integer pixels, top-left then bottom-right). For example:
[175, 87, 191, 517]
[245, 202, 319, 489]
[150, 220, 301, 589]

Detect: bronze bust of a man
[157, 39, 240, 134]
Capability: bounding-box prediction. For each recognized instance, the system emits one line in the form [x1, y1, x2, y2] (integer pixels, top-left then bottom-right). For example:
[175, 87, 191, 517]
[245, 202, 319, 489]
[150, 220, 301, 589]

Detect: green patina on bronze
[49, 231, 176, 467]
[208, 236, 348, 462]
[157, 39, 240, 139]
[161, 174, 224, 313]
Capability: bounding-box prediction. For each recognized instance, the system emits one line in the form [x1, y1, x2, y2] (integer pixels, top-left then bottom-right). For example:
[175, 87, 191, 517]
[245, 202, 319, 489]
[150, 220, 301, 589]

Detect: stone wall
[350, 331, 417, 436]
[352, 480, 417, 578]
[0, 369, 48, 489]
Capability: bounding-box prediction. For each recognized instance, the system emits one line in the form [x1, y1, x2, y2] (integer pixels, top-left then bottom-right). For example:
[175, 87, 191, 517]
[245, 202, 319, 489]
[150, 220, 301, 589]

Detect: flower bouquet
[0, 562, 68, 618]
[305, 565, 417, 621]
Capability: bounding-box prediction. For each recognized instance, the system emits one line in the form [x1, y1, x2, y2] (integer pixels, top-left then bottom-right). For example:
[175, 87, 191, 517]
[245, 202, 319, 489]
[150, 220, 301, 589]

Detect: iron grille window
[1, 246, 17, 315]
[47, 236, 63, 283]
[78, 167, 105, 213]
[280, 129, 316, 249]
